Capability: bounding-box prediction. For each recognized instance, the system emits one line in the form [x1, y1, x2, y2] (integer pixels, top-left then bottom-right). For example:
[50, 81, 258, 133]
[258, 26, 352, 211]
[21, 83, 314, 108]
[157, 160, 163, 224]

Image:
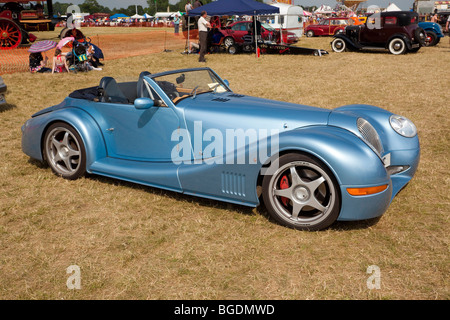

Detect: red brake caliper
[279, 175, 290, 206]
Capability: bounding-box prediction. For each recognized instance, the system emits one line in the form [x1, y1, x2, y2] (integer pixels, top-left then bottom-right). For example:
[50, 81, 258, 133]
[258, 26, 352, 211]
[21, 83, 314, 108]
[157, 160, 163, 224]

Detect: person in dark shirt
[29, 52, 51, 73]
[194, 1, 202, 9]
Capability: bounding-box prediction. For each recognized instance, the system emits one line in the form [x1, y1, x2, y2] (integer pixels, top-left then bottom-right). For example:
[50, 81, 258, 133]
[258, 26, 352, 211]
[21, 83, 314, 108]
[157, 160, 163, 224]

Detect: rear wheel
[388, 38, 406, 55]
[262, 153, 341, 231]
[59, 27, 70, 39]
[0, 18, 22, 49]
[331, 38, 346, 53]
[424, 31, 437, 46]
[43, 122, 86, 180]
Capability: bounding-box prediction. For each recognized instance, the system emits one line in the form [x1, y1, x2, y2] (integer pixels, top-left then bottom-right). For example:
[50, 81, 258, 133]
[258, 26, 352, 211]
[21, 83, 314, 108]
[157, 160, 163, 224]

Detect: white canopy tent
[314, 5, 335, 14]
[383, 3, 402, 12]
[131, 14, 144, 19]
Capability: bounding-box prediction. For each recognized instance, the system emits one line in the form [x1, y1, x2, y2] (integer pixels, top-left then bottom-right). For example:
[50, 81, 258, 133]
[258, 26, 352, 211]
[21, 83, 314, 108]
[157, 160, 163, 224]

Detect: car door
[361, 15, 386, 45]
[90, 84, 181, 162]
[232, 22, 249, 43]
[329, 19, 338, 35]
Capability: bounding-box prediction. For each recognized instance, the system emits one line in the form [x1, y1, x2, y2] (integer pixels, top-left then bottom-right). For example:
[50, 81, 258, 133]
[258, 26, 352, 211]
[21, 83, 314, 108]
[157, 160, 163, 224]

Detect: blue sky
[58, 1, 415, 11]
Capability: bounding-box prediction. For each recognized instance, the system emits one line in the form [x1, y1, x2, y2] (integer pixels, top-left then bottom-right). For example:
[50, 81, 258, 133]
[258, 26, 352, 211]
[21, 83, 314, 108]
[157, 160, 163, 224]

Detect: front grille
[357, 118, 383, 156]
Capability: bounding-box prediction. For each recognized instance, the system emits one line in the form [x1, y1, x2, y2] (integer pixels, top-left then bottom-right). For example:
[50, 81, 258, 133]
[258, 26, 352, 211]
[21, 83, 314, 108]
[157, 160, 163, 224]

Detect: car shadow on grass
[25, 163, 380, 232]
[87, 173, 379, 231]
[0, 103, 16, 113]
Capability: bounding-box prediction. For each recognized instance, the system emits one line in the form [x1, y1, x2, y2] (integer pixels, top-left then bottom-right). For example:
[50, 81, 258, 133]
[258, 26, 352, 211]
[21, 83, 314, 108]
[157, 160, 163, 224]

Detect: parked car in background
[331, 11, 426, 55]
[305, 17, 350, 37]
[418, 21, 445, 46]
[0, 76, 6, 105]
[220, 21, 297, 48]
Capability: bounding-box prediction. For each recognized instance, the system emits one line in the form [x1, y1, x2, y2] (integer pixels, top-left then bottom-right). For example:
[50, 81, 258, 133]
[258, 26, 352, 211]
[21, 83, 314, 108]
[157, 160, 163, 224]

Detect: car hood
[179, 92, 330, 134]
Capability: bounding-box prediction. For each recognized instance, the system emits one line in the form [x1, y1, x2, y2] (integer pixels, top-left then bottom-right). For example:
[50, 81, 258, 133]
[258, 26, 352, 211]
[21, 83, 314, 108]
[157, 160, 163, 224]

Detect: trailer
[0, 0, 56, 49]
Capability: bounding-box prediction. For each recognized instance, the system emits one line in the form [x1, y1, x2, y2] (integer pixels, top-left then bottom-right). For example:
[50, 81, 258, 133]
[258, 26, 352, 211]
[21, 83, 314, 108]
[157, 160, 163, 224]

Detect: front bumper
[337, 147, 420, 221]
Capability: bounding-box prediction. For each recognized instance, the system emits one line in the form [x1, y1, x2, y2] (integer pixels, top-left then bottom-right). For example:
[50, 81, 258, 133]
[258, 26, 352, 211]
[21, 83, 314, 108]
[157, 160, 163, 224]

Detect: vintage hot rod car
[331, 11, 426, 54]
[418, 21, 445, 46]
[21, 68, 420, 231]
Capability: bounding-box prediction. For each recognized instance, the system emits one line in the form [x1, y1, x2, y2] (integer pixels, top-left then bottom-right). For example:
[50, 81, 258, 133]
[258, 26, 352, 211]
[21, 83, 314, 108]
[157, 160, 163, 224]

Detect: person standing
[198, 10, 211, 62]
[185, 1, 193, 15]
[194, 0, 202, 9]
[174, 14, 180, 35]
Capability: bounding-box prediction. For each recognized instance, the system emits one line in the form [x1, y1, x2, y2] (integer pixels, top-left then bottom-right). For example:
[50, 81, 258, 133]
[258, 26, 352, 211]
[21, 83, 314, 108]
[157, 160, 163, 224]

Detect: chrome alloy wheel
[262, 154, 340, 230]
[44, 123, 85, 179]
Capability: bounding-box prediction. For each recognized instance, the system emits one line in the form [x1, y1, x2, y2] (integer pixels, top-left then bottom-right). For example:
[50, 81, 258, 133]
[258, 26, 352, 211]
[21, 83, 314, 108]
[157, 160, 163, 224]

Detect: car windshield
[261, 22, 275, 31]
[318, 20, 329, 25]
[151, 69, 230, 103]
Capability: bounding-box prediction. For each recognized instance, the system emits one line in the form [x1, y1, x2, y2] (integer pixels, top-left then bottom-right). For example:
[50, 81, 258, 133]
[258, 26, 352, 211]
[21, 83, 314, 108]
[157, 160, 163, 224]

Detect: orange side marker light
[347, 185, 388, 196]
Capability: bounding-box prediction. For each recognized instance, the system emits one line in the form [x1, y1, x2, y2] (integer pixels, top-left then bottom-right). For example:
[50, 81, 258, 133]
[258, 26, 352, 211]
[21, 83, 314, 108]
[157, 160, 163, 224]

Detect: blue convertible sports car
[21, 68, 420, 230]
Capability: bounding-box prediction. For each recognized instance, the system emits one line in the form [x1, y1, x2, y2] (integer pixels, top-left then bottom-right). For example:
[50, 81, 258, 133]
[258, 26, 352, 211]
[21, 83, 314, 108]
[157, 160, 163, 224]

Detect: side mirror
[223, 79, 230, 87]
[134, 97, 156, 109]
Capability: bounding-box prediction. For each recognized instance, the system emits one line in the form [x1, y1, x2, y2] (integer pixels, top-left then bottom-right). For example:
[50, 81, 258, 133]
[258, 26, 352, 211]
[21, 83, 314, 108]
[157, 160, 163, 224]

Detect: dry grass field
[0, 27, 449, 300]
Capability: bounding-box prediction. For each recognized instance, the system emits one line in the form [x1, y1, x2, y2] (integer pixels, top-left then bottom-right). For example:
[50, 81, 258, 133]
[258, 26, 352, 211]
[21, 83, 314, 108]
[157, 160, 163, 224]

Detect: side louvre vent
[221, 172, 246, 197]
[228, 94, 245, 98]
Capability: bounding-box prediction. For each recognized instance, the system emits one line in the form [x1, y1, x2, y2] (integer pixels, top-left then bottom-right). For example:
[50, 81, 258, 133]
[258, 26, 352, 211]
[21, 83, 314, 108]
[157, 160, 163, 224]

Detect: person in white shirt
[185, 1, 193, 14]
[198, 11, 211, 62]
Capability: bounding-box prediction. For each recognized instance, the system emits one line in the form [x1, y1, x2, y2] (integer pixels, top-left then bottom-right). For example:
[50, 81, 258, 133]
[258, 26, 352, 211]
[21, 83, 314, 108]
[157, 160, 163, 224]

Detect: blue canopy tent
[188, 0, 279, 16]
[187, 0, 280, 55]
[110, 13, 130, 20]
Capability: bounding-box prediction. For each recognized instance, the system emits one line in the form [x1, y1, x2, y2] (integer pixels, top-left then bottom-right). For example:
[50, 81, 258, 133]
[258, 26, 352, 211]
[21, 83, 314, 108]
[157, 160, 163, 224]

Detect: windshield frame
[148, 67, 232, 105]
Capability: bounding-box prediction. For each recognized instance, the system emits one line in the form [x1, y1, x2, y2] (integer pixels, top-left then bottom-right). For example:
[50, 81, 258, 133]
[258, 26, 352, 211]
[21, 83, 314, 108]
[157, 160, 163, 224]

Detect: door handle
[106, 128, 114, 132]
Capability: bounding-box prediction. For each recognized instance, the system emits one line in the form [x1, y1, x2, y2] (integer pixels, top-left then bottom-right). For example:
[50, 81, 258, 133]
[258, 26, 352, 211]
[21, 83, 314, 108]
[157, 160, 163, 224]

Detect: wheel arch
[39, 108, 107, 170]
[385, 33, 412, 50]
[256, 126, 389, 190]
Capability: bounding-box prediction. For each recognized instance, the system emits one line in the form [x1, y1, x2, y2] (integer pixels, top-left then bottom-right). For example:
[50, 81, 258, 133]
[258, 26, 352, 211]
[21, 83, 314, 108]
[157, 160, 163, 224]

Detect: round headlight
[390, 115, 417, 138]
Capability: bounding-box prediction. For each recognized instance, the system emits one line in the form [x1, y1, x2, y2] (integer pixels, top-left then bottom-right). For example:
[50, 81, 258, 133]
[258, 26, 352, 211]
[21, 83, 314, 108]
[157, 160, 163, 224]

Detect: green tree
[79, 0, 109, 13]
[52, 1, 73, 16]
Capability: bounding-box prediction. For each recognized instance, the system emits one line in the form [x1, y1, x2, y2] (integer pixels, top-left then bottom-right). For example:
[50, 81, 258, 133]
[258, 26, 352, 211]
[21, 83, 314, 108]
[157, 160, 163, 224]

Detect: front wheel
[331, 38, 346, 53]
[388, 38, 406, 55]
[262, 153, 341, 231]
[43, 122, 86, 180]
[223, 36, 235, 48]
[306, 30, 315, 37]
[228, 44, 238, 54]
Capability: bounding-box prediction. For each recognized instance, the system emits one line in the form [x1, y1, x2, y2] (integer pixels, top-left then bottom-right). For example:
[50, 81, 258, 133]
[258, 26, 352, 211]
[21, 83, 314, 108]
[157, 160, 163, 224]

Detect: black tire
[306, 30, 315, 37]
[331, 38, 346, 53]
[262, 153, 341, 231]
[415, 27, 426, 46]
[424, 30, 437, 46]
[388, 37, 406, 55]
[43, 122, 86, 180]
[228, 44, 238, 54]
[223, 36, 235, 48]
[59, 27, 70, 39]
